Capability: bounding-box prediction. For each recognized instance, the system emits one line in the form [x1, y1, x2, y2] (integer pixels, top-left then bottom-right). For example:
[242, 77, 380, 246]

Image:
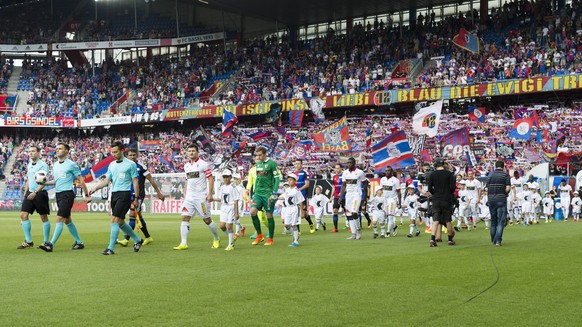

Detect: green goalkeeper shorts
[250, 194, 275, 214]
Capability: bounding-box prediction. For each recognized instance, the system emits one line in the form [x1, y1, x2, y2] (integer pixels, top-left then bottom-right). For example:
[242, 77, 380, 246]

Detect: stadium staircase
[0, 145, 20, 196]
[5, 66, 29, 114]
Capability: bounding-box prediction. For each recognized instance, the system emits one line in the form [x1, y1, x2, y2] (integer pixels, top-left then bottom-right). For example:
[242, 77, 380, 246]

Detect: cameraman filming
[427, 158, 457, 247]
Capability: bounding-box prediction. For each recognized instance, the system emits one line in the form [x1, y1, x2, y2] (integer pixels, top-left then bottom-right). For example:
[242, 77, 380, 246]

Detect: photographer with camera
[427, 158, 457, 247]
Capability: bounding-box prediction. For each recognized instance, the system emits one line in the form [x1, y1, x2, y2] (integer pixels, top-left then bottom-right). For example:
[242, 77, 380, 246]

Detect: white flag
[412, 100, 443, 137]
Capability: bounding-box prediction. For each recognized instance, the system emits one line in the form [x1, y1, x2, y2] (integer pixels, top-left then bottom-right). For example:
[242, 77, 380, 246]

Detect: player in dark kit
[331, 163, 345, 232]
[117, 149, 165, 247]
[294, 159, 315, 233]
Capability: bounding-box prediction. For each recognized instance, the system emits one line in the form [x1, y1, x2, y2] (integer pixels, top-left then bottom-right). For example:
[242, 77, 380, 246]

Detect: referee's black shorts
[21, 190, 50, 215]
[56, 190, 76, 218]
[111, 191, 132, 219]
[431, 200, 453, 225]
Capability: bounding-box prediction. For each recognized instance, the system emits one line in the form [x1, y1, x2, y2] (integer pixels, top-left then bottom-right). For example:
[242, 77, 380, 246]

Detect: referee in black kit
[427, 158, 457, 247]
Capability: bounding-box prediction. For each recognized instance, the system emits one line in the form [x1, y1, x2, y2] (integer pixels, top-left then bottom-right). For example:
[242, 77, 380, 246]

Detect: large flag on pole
[372, 130, 416, 172]
[412, 100, 443, 137]
[508, 117, 534, 140]
[312, 116, 351, 152]
[468, 106, 486, 123]
[89, 156, 115, 180]
[452, 28, 480, 53]
[222, 108, 238, 137]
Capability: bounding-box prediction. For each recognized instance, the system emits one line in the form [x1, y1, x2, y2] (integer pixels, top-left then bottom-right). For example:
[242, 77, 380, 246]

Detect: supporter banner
[0, 44, 47, 52]
[440, 127, 470, 158]
[495, 142, 515, 160]
[164, 94, 378, 121]
[0, 116, 77, 128]
[407, 134, 426, 155]
[0, 95, 17, 111]
[139, 140, 162, 151]
[172, 32, 225, 45]
[472, 143, 486, 160]
[374, 75, 582, 104]
[131, 111, 167, 123]
[312, 116, 352, 152]
[52, 39, 161, 51]
[79, 116, 131, 127]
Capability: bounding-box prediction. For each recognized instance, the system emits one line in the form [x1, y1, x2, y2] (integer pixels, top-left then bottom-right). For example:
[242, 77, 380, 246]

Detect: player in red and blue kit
[331, 163, 345, 233]
[295, 159, 315, 233]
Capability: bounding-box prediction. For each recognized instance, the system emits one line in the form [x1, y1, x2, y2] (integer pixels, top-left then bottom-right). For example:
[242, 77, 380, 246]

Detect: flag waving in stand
[372, 130, 416, 172]
[222, 108, 238, 137]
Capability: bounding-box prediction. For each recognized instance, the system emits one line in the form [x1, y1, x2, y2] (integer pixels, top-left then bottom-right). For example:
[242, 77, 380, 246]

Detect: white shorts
[543, 207, 554, 215]
[521, 203, 532, 214]
[313, 207, 324, 219]
[282, 206, 300, 225]
[385, 197, 398, 215]
[219, 206, 235, 224]
[371, 210, 386, 223]
[181, 197, 211, 218]
[345, 193, 361, 215]
[408, 209, 418, 221]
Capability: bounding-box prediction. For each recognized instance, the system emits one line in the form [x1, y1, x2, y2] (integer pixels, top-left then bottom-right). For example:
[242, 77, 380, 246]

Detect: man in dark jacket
[427, 158, 457, 247]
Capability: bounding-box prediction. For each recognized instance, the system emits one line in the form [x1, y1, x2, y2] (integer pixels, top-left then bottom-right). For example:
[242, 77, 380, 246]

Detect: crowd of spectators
[11, 0, 582, 118]
[0, 136, 14, 180]
[15, 51, 234, 118]
[0, 2, 61, 45]
[3, 99, 582, 199]
[417, 0, 582, 87]
[0, 58, 13, 94]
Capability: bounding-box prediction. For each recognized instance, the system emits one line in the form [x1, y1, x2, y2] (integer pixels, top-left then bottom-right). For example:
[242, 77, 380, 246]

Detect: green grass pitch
[1, 211, 581, 326]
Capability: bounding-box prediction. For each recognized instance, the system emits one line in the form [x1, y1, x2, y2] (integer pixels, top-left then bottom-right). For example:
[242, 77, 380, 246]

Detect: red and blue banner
[289, 110, 304, 126]
[468, 106, 486, 123]
[440, 127, 470, 158]
[509, 117, 535, 140]
[365, 128, 372, 148]
[90, 156, 115, 180]
[222, 108, 238, 137]
[248, 131, 272, 141]
[372, 130, 415, 172]
[0, 95, 17, 111]
[312, 116, 351, 152]
[159, 155, 176, 172]
[452, 28, 479, 54]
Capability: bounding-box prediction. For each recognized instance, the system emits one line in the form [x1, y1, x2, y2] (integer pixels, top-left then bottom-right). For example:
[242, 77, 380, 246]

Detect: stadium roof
[202, 0, 466, 26]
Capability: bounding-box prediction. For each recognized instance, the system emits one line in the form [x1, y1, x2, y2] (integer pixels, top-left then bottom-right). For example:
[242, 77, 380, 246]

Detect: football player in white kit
[311, 185, 330, 232]
[510, 171, 526, 224]
[379, 167, 401, 237]
[464, 171, 482, 229]
[232, 172, 246, 238]
[212, 169, 240, 250]
[369, 189, 387, 238]
[403, 185, 420, 238]
[520, 183, 534, 225]
[542, 191, 554, 223]
[340, 157, 366, 240]
[279, 174, 305, 247]
[531, 185, 542, 224]
[456, 181, 470, 230]
[571, 191, 581, 222]
[557, 179, 572, 220]
[174, 144, 219, 250]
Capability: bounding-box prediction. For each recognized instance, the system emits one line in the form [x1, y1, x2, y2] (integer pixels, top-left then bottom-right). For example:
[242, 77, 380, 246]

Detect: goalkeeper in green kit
[250, 146, 280, 246]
